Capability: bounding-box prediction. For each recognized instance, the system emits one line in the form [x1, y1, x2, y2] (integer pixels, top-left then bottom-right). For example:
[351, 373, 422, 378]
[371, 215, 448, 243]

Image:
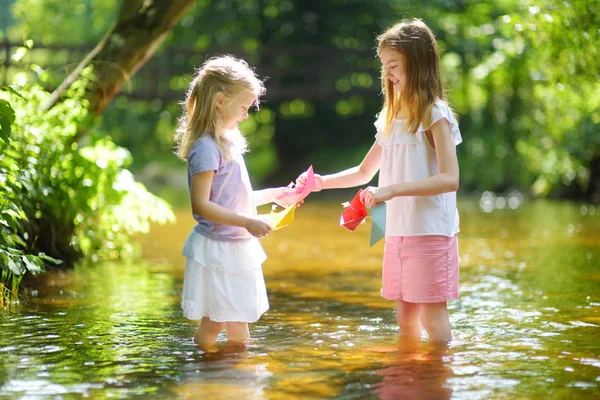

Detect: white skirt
[181, 230, 269, 323]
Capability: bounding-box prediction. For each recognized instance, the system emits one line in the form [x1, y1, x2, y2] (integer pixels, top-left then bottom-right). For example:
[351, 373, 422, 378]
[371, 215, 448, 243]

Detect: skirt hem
[182, 301, 269, 323]
[381, 290, 460, 303]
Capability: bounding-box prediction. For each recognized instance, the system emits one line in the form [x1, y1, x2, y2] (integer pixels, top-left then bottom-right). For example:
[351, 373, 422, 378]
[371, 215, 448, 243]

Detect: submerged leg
[396, 299, 422, 337]
[223, 322, 250, 352]
[420, 302, 452, 342]
[225, 321, 250, 342]
[194, 317, 225, 352]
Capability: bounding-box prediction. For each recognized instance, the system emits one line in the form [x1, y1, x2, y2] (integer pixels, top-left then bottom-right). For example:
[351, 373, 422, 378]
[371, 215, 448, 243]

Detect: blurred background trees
[2, 0, 598, 199]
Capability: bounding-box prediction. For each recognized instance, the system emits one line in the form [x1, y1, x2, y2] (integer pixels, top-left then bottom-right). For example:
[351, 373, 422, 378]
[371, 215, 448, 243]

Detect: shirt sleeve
[188, 137, 221, 175]
[428, 100, 462, 146]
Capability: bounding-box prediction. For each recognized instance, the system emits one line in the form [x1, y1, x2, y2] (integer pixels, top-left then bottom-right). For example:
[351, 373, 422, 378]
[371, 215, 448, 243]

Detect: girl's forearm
[253, 188, 278, 207]
[192, 200, 252, 229]
[389, 173, 459, 197]
[322, 166, 374, 189]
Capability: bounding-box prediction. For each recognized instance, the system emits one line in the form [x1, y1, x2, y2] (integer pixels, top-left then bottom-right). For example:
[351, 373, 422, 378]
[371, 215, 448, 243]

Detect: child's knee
[397, 313, 417, 327]
[396, 301, 420, 322]
[226, 321, 250, 337]
[420, 304, 452, 340]
[420, 316, 438, 334]
[201, 317, 225, 332]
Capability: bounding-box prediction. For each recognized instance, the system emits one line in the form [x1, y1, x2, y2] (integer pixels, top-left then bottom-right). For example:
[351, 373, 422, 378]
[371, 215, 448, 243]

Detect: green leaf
[0, 99, 16, 140]
[7, 258, 23, 276]
[1, 85, 28, 102]
[22, 255, 43, 275]
[38, 253, 62, 265]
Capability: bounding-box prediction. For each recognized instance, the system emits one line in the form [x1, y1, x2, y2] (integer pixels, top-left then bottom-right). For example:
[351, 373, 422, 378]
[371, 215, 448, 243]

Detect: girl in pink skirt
[298, 19, 461, 342]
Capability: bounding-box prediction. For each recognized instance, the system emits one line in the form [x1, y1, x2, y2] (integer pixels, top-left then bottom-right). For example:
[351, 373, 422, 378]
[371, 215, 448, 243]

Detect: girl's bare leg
[194, 317, 225, 351]
[225, 321, 250, 342]
[420, 302, 452, 342]
[396, 300, 422, 337]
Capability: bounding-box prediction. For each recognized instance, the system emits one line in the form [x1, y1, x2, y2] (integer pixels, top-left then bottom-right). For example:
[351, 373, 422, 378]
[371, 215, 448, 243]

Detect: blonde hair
[377, 19, 446, 134]
[174, 55, 266, 160]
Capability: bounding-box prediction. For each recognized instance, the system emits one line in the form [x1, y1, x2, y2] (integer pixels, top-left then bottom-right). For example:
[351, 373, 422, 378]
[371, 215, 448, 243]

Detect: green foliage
[0, 98, 15, 141]
[0, 87, 59, 305]
[0, 64, 175, 305]
[5, 0, 599, 199]
[496, 0, 600, 196]
[7, 0, 119, 45]
[389, 0, 600, 197]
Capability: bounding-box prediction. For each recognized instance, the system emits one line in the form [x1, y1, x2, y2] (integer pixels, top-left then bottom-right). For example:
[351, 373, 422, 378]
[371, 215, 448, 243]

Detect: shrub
[0, 73, 174, 305]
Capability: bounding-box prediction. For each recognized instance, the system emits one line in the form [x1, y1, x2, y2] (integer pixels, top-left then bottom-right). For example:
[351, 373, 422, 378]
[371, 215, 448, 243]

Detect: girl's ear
[214, 93, 225, 109]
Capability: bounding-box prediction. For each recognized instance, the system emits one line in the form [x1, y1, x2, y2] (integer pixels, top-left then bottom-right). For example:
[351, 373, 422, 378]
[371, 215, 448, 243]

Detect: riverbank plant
[0, 68, 174, 306]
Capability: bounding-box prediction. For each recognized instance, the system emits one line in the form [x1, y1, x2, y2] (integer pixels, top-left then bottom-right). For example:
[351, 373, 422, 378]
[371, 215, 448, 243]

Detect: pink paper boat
[275, 165, 316, 206]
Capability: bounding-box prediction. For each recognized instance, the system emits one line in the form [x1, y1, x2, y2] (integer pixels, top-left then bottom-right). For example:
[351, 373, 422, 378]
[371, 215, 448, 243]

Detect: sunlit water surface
[1, 200, 599, 399]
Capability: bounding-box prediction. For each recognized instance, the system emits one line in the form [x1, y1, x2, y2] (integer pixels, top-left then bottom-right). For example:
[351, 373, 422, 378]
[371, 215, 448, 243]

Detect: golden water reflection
[0, 200, 598, 399]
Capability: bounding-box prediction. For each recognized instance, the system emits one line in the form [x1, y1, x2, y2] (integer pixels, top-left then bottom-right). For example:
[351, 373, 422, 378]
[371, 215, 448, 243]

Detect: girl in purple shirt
[174, 56, 293, 352]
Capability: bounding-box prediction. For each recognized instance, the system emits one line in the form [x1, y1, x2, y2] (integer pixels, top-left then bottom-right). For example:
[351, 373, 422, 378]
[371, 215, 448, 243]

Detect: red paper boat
[340, 189, 368, 231]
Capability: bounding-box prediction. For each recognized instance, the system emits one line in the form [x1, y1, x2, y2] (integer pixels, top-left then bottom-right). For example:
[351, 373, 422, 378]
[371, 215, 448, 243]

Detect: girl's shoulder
[431, 99, 456, 124]
[193, 134, 217, 146]
[374, 99, 462, 146]
[428, 99, 462, 145]
[188, 134, 220, 162]
[190, 135, 218, 152]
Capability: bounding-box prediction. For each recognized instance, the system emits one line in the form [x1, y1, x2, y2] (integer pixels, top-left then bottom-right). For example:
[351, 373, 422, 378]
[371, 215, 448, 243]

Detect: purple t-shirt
[187, 135, 255, 241]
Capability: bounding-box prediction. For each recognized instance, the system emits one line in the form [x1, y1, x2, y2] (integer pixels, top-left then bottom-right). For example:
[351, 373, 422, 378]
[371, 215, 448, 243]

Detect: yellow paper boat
[260, 205, 296, 230]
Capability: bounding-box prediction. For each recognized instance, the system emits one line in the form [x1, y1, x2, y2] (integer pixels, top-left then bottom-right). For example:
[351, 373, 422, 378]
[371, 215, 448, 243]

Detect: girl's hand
[274, 187, 294, 196]
[360, 186, 394, 207]
[245, 216, 272, 238]
[296, 172, 324, 192]
[272, 187, 303, 207]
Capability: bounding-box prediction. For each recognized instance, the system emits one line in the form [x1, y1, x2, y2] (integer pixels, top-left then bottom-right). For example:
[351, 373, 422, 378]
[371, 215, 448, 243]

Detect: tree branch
[39, 0, 194, 135]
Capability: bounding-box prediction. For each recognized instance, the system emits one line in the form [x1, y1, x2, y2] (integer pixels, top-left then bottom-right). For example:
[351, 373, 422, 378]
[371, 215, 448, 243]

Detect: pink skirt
[381, 235, 459, 303]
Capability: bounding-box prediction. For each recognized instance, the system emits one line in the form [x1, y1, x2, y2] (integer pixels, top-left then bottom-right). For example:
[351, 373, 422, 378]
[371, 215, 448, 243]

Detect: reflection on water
[373, 338, 453, 400]
[0, 199, 599, 399]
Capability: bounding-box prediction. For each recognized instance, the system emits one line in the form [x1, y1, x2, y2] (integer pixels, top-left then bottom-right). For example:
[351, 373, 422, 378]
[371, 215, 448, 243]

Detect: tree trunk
[41, 0, 194, 139]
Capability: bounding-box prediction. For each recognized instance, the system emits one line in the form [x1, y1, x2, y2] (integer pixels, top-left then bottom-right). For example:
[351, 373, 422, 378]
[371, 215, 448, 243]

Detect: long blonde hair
[377, 19, 445, 134]
[174, 55, 266, 160]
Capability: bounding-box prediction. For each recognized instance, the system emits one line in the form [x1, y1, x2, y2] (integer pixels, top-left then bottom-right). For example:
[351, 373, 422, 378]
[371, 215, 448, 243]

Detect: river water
[1, 199, 599, 399]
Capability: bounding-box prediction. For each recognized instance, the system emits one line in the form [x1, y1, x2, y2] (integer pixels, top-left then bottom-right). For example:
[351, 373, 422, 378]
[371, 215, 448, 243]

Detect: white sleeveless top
[374, 99, 462, 237]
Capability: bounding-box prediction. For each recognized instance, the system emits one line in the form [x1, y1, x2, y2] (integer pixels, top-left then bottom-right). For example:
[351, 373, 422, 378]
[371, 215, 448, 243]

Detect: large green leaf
[0, 99, 16, 141]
